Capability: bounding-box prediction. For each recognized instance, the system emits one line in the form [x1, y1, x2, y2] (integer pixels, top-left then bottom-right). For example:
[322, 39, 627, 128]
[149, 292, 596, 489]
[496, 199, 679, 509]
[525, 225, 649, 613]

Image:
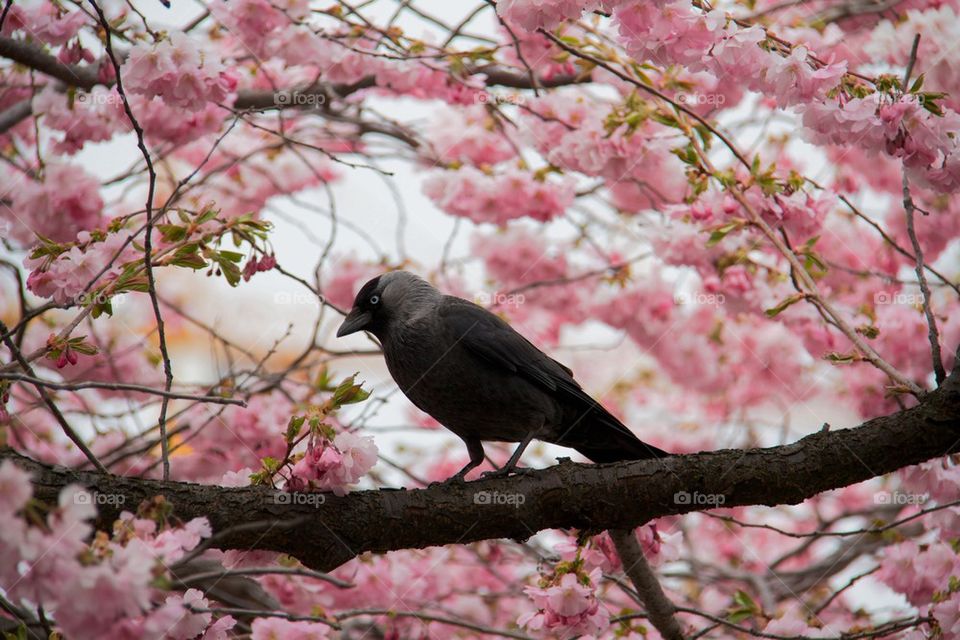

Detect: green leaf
[825, 351, 859, 364]
[727, 609, 754, 623]
[171, 244, 208, 270]
[218, 250, 244, 263]
[910, 73, 924, 93]
[219, 259, 242, 286]
[706, 221, 742, 247]
[286, 415, 306, 442]
[733, 590, 758, 610]
[726, 589, 762, 623]
[261, 456, 280, 474]
[856, 324, 880, 339]
[764, 293, 806, 318]
[196, 208, 219, 224]
[332, 374, 371, 407]
[67, 336, 99, 356]
[157, 224, 188, 243]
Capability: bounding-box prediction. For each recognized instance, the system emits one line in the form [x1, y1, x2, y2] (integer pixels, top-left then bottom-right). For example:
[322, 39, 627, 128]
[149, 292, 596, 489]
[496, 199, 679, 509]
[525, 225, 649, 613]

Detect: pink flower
[2, 2, 87, 45]
[933, 591, 960, 638]
[209, 0, 289, 57]
[423, 166, 575, 224]
[708, 24, 768, 79]
[251, 617, 330, 639]
[289, 432, 378, 496]
[426, 106, 516, 166]
[121, 32, 235, 112]
[33, 86, 127, 155]
[764, 46, 847, 106]
[24, 229, 135, 305]
[497, 0, 602, 32]
[878, 540, 960, 605]
[615, 0, 725, 67]
[6, 164, 104, 247]
[471, 227, 568, 286]
[519, 568, 609, 637]
[800, 95, 886, 149]
[129, 96, 226, 145]
[0, 460, 32, 518]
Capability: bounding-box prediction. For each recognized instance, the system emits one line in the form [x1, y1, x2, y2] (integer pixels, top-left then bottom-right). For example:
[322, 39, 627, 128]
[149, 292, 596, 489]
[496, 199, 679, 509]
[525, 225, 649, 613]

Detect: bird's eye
[369, 294, 380, 305]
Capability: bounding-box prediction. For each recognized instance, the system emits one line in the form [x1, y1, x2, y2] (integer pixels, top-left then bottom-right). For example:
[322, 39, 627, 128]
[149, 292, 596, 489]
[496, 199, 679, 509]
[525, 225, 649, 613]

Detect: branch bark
[610, 528, 685, 640]
[4, 354, 958, 573]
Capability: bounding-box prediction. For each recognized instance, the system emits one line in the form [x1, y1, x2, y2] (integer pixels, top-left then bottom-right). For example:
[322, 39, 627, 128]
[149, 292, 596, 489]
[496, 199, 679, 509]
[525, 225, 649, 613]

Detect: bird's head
[336, 270, 439, 339]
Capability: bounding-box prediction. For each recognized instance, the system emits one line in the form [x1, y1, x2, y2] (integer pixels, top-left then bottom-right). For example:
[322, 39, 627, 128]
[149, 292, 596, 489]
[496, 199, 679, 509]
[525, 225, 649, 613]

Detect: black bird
[337, 271, 668, 481]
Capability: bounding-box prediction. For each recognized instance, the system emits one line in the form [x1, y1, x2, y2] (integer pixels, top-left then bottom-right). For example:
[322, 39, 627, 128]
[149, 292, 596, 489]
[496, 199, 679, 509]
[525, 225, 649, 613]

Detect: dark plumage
[337, 271, 668, 480]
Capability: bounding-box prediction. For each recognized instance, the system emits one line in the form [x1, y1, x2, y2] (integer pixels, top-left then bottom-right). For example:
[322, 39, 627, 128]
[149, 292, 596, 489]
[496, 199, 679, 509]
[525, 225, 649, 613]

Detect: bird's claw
[479, 466, 533, 480]
[429, 473, 468, 488]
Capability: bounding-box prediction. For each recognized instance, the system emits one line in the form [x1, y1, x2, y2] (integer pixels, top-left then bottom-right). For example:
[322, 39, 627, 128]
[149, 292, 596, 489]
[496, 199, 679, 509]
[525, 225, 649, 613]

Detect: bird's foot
[479, 466, 533, 480]
[428, 472, 469, 488]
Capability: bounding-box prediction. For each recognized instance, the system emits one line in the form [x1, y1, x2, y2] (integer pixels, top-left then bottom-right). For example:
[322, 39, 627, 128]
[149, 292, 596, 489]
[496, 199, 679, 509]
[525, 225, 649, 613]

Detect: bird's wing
[439, 297, 665, 459]
[439, 297, 576, 392]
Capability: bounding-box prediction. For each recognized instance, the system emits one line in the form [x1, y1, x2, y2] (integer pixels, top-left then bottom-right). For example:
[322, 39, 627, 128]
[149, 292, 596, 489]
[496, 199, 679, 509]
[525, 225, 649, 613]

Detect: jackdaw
[337, 271, 668, 480]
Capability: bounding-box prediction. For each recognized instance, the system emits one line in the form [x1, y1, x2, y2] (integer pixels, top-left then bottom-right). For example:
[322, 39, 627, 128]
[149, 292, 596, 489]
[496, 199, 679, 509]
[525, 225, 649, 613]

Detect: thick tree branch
[0, 35, 101, 89]
[3, 354, 958, 574]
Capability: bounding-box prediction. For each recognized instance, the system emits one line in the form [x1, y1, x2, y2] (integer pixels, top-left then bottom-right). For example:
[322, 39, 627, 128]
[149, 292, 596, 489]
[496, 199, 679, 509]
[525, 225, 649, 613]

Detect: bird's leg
[481, 431, 537, 479]
[437, 438, 485, 485]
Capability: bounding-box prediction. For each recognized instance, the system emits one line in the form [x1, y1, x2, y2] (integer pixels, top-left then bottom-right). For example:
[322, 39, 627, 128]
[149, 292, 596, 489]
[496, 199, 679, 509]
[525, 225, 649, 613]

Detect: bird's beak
[336, 308, 372, 337]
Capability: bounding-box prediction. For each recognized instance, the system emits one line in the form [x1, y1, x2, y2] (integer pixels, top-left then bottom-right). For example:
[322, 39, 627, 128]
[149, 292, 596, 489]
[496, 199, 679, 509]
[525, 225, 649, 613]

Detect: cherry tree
[1, 0, 959, 638]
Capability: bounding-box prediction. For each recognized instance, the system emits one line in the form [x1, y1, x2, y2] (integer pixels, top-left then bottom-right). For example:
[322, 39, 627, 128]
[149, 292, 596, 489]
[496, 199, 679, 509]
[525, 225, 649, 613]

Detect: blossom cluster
[423, 166, 576, 225]
[24, 229, 135, 306]
[121, 32, 237, 112]
[287, 431, 379, 496]
[0, 461, 230, 640]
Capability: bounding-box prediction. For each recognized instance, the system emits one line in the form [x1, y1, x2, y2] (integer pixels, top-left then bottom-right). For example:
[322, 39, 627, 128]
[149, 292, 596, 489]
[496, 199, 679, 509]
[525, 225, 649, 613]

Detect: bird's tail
[556, 405, 669, 463]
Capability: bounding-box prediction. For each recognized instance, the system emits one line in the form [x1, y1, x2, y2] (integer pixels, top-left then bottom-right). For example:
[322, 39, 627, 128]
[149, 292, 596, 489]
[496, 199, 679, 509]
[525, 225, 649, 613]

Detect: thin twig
[0, 373, 246, 406]
[0, 321, 107, 472]
[88, 0, 175, 480]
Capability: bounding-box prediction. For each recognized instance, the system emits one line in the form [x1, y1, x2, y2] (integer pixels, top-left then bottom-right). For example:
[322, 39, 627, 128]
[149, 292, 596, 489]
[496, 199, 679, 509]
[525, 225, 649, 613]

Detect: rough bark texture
[3, 359, 959, 573]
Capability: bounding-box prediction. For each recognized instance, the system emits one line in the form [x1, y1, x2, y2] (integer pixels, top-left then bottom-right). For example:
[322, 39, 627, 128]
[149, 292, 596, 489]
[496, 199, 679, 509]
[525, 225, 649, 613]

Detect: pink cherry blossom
[122, 32, 236, 112]
[519, 568, 609, 637]
[2, 1, 87, 45]
[288, 431, 378, 495]
[25, 229, 135, 305]
[251, 617, 330, 639]
[6, 164, 104, 247]
[423, 166, 575, 224]
[0, 460, 32, 518]
[497, 0, 602, 32]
